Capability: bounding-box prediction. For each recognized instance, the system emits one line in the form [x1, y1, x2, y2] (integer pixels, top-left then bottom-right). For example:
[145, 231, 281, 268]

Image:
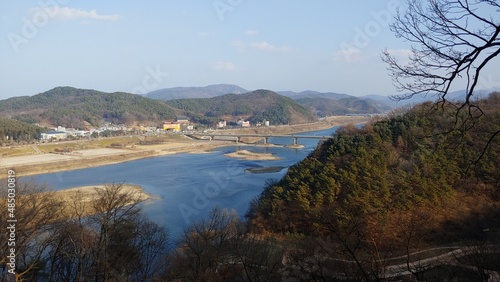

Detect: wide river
[28, 127, 339, 239]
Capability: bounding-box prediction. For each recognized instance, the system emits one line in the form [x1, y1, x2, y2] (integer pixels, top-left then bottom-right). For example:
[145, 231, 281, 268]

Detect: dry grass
[0, 146, 39, 157]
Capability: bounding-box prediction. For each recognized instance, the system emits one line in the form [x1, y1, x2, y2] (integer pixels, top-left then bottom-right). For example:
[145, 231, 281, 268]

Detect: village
[38, 116, 269, 142]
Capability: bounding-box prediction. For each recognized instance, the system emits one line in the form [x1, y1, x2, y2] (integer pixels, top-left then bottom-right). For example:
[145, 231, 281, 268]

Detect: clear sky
[1, 0, 499, 99]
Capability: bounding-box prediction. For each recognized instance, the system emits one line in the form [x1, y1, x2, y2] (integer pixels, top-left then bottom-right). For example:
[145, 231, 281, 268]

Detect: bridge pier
[263, 137, 268, 144]
[293, 137, 297, 145]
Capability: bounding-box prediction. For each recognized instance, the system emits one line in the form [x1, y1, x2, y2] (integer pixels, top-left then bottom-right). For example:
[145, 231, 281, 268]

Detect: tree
[383, 0, 499, 105]
[44, 183, 169, 281]
[167, 208, 244, 281]
[382, 0, 500, 164]
[0, 181, 64, 281]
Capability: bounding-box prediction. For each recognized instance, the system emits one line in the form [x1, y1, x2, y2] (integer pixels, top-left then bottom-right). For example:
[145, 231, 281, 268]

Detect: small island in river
[224, 149, 281, 161]
[245, 166, 286, 173]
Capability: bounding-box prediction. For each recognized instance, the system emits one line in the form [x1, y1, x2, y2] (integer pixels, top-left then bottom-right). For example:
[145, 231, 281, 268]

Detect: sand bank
[224, 149, 281, 161]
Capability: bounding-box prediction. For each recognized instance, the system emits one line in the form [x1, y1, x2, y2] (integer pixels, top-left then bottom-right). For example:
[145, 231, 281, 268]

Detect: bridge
[186, 133, 332, 146]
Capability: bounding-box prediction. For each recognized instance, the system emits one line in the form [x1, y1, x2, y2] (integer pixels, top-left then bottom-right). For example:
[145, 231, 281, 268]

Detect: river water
[28, 127, 339, 238]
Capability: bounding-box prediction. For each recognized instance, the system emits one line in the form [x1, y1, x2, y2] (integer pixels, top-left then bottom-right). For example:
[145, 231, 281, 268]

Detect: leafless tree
[383, 0, 499, 106]
[382, 0, 500, 164]
[167, 207, 243, 281]
[87, 183, 144, 281]
[231, 235, 285, 281]
[0, 180, 63, 281]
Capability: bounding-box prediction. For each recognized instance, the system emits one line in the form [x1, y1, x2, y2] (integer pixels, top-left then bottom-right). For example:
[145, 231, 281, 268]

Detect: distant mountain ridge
[146, 84, 395, 115]
[3, 85, 495, 130]
[166, 89, 317, 125]
[145, 84, 247, 100]
[277, 90, 352, 100]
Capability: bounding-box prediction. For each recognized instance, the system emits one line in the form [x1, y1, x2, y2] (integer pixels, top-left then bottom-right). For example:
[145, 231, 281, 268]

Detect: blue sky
[1, 1, 499, 100]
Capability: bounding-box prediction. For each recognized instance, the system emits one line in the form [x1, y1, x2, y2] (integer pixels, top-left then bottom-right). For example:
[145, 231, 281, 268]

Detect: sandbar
[224, 149, 281, 160]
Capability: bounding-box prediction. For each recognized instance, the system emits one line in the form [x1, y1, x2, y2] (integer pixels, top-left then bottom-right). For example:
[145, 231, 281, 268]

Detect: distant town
[38, 115, 277, 142]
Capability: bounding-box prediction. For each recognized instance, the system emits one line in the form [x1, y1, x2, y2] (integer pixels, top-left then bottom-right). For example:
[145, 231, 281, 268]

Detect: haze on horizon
[1, 1, 499, 100]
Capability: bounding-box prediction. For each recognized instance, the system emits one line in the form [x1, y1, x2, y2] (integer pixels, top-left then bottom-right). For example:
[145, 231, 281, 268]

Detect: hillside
[279, 90, 393, 115]
[0, 87, 179, 128]
[0, 117, 45, 142]
[277, 90, 352, 100]
[248, 93, 500, 278]
[296, 96, 392, 116]
[166, 89, 317, 125]
[145, 84, 247, 100]
[146, 85, 394, 115]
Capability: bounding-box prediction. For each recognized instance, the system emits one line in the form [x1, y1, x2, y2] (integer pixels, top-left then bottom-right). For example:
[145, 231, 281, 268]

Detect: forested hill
[295, 96, 392, 116]
[0, 117, 45, 141]
[0, 87, 178, 128]
[249, 92, 500, 245]
[166, 89, 317, 125]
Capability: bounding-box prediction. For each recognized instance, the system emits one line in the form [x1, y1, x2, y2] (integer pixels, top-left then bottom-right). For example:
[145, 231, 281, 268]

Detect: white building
[41, 131, 68, 140]
[217, 121, 227, 128]
[238, 120, 250, 127]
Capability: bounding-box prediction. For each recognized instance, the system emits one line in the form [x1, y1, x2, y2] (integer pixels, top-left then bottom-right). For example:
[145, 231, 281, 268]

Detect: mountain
[0, 87, 179, 128]
[295, 96, 393, 116]
[145, 84, 248, 100]
[277, 90, 352, 100]
[279, 90, 393, 115]
[166, 89, 317, 125]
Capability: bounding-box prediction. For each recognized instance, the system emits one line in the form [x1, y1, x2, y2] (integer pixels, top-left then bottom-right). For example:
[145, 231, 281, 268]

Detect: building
[176, 116, 189, 123]
[237, 120, 250, 127]
[68, 130, 92, 137]
[217, 121, 227, 128]
[41, 131, 68, 140]
[163, 122, 181, 132]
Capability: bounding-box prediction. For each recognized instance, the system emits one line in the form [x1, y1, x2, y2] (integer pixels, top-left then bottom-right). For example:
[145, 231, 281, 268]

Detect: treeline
[0, 118, 45, 142]
[0, 87, 179, 128]
[166, 89, 317, 125]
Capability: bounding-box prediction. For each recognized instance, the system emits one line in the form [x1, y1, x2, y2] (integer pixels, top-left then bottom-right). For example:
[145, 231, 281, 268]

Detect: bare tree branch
[382, 0, 500, 107]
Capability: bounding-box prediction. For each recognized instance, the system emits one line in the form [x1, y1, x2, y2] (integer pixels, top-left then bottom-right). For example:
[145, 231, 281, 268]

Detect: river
[27, 127, 339, 239]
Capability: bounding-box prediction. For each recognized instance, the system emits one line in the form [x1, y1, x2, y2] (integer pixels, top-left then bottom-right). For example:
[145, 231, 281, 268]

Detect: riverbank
[0, 116, 370, 177]
[0, 140, 230, 177]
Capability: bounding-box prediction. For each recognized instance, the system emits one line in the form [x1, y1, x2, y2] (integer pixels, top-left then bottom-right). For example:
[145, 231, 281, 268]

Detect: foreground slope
[246, 93, 500, 279]
[250, 92, 500, 242]
[0, 87, 178, 128]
